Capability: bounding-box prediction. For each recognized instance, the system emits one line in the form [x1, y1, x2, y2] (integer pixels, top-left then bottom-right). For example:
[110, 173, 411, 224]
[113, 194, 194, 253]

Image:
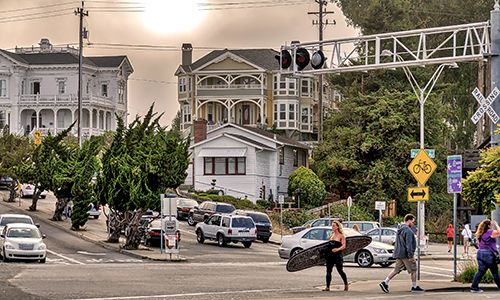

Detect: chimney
[39, 38, 52, 52]
[182, 43, 193, 66]
[193, 119, 207, 143]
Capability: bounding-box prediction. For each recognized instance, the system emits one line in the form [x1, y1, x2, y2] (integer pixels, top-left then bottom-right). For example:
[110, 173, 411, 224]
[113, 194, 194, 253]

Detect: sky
[0, 0, 358, 126]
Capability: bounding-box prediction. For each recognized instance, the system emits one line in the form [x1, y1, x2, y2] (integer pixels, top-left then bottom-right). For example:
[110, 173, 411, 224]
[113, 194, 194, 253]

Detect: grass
[457, 260, 496, 283]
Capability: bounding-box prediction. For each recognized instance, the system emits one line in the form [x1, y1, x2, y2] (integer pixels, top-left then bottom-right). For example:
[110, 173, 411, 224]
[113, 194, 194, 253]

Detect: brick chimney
[182, 43, 193, 66]
[193, 119, 207, 143]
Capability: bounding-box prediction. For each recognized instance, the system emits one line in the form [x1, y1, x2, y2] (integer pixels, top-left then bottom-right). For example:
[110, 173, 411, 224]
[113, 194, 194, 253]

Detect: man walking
[379, 214, 424, 293]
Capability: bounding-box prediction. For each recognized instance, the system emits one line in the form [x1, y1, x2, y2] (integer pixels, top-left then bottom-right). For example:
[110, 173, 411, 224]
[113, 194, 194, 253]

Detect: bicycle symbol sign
[408, 149, 437, 186]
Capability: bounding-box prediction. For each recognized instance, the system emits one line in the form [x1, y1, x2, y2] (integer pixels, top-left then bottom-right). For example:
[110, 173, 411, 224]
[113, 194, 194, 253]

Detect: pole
[76, 1, 87, 148]
[280, 202, 283, 242]
[379, 209, 382, 242]
[453, 193, 458, 280]
[160, 194, 164, 254]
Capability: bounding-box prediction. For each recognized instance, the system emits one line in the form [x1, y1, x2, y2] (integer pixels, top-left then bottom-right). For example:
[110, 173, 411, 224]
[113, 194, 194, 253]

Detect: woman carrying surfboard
[323, 220, 349, 292]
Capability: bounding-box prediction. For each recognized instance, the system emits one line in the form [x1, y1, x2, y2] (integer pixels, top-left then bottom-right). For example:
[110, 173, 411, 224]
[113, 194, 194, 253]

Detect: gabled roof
[188, 49, 280, 72]
[191, 132, 274, 151]
[0, 49, 28, 64]
[225, 133, 274, 151]
[88, 55, 128, 68]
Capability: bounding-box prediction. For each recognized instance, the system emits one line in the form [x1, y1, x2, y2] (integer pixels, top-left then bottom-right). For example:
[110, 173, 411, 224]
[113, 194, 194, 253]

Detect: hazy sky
[0, 0, 358, 125]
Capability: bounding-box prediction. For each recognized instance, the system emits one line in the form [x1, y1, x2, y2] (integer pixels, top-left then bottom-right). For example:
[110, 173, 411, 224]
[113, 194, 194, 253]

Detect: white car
[0, 223, 47, 263]
[195, 214, 256, 248]
[278, 227, 395, 267]
[20, 184, 48, 199]
[0, 214, 38, 233]
[366, 227, 398, 245]
[88, 203, 102, 219]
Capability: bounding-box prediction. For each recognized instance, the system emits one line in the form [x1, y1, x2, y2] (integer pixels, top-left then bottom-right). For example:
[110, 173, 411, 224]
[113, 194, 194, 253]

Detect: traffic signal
[259, 185, 266, 199]
[275, 50, 292, 69]
[310, 50, 326, 69]
[295, 48, 310, 71]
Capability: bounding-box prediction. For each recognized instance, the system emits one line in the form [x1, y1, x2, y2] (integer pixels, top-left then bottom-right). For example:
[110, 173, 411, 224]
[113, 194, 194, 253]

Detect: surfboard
[286, 235, 372, 272]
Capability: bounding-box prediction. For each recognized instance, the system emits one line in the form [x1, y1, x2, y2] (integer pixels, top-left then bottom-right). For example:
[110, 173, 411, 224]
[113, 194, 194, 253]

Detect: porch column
[89, 109, 93, 136]
[260, 97, 265, 125]
[36, 110, 40, 129]
[53, 109, 56, 134]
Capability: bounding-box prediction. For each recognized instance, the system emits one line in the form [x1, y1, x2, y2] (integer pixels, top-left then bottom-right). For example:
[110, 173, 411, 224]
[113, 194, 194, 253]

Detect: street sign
[408, 149, 437, 186]
[411, 149, 435, 159]
[408, 187, 429, 202]
[163, 219, 177, 235]
[161, 194, 177, 217]
[278, 194, 285, 204]
[471, 87, 500, 124]
[375, 201, 386, 210]
[347, 196, 352, 208]
[447, 155, 462, 194]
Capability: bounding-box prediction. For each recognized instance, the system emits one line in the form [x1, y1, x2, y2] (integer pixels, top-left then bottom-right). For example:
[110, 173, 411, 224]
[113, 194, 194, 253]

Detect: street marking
[46, 249, 85, 265]
[366, 292, 469, 299]
[70, 287, 304, 300]
[420, 270, 453, 278]
[421, 265, 453, 272]
[77, 251, 106, 256]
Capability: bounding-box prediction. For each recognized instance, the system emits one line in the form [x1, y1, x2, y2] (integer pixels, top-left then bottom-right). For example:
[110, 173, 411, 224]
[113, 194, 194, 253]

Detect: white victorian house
[191, 120, 309, 202]
[0, 38, 133, 137]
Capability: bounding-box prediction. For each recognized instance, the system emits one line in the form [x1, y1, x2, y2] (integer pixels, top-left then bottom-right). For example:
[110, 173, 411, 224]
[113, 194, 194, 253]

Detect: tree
[96, 105, 190, 248]
[462, 146, 500, 214]
[288, 166, 326, 208]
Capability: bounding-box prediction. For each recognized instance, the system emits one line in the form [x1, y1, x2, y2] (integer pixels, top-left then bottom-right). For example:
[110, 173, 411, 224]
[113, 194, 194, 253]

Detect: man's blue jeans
[471, 249, 500, 289]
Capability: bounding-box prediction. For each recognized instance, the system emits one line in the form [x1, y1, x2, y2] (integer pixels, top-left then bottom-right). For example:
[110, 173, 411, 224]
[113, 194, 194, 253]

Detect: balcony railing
[19, 94, 114, 106]
[197, 83, 262, 90]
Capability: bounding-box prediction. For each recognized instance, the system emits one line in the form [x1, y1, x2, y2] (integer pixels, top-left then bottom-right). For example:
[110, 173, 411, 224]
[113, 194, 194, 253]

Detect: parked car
[187, 201, 235, 226]
[144, 218, 180, 246]
[278, 226, 395, 267]
[20, 184, 48, 199]
[87, 203, 101, 219]
[343, 221, 380, 233]
[0, 176, 13, 189]
[235, 210, 272, 243]
[0, 214, 38, 233]
[176, 198, 199, 220]
[365, 227, 398, 245]
[291, 217, 342, 234]
[0, 223, 47, 263]
[195, 213, 256, 248]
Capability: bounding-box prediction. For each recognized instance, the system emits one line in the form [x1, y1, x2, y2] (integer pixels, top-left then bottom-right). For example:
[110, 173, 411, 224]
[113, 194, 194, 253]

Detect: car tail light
[228, 229, 232, 235]
[149, 231, 160, 237]
[26, 186, 32, 190]
[181, 208, 190, 212]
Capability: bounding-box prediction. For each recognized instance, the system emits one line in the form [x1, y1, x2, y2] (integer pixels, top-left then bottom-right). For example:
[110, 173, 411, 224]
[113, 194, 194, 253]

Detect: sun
[143, 0, 206, 34]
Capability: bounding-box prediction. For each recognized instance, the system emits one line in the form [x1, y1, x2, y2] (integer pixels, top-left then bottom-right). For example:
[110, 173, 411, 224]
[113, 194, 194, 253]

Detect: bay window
[273, 74, 297, 96]
[204, 157, 246, 175]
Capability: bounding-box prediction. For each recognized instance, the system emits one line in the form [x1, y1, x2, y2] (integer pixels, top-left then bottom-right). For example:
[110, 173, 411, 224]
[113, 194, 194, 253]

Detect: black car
[176, 198, 199, 220]
[235, 210, 272, 243]
[0, 176, 13, 189]
[187, 201, 235, 226]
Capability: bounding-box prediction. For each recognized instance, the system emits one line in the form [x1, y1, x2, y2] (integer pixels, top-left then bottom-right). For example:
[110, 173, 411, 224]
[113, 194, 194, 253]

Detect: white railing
[19, 94, 114, 106]
[198, 83, 261, 89]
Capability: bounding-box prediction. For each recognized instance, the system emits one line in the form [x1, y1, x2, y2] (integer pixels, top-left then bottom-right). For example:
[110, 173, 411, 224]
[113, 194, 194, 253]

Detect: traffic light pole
[75, 1, 88, 148]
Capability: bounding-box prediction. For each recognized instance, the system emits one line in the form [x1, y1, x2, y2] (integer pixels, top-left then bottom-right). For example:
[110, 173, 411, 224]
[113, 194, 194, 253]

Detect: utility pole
[309, 0, 335, 142]
[75, 1, 88, 147]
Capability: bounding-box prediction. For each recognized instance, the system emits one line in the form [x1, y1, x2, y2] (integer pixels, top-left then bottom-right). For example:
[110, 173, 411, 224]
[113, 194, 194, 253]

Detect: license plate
[19, 244, 34, 250]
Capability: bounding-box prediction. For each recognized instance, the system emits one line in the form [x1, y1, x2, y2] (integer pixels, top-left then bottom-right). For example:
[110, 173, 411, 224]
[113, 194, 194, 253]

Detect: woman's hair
[475, 219, 491, 241]
[333, 220, 343, 234]
[352, 224, 360, 231]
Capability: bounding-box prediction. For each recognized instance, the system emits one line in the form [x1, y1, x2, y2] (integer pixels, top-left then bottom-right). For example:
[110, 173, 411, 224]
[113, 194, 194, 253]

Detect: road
[0, 199, 497, 300]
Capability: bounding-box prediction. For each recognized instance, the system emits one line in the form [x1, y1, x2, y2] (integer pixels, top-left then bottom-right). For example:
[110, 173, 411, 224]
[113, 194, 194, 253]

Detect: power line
[0, 11, 74, 24]
[0, 7, 72, 21]
[0, 1, 78, 14]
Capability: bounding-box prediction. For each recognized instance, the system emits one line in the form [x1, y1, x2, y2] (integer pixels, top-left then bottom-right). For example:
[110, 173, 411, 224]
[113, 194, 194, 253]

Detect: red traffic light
[275, 50, 292, 69]
[311, 50, 326, 69]
[295, 48, 310, 71]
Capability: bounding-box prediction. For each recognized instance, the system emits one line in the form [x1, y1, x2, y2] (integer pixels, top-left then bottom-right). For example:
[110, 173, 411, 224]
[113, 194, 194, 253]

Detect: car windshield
[231, 217, 254, 228]
[247, 213, 270, 223]
[0, 217, 33, 226]
[178, 199, 198, 206]
[6, 228, 41, 238]
[216, 204, 235, 213]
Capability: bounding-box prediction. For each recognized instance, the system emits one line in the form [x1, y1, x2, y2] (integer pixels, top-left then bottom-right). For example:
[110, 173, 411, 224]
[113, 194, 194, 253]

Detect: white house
[0, 38, 133, 137]
[191, 120, 309, 202]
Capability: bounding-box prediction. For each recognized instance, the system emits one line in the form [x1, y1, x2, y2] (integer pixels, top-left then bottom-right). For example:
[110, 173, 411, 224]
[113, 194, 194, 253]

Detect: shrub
[256, 199, 269, 210]
[191, 193, 259, 210]
[288, 167, 326, 208]
[457, 260, 494, 283]
[269, 210, 315, 229]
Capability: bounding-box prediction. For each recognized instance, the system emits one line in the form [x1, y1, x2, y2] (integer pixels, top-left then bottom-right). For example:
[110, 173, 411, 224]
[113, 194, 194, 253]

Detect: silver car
[365, 227, 398, 245]
[278, 227, 395, 267]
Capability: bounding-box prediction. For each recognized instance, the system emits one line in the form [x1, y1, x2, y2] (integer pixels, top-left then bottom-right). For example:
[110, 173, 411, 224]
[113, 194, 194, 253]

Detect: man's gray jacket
[393, 224, 416, 259]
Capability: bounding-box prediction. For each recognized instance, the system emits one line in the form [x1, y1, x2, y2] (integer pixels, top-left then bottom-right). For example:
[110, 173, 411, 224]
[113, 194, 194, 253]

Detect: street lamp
[381, 49, 458, 280]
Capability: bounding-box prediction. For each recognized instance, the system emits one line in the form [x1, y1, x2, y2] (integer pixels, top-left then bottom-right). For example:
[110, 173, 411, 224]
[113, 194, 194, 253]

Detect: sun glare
[143, 0, 206, 34]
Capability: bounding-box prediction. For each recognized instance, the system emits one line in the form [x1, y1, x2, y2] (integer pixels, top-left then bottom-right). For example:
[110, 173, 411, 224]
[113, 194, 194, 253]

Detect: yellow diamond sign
[408, 149, 437, 186]
[34, 129, 42, 145]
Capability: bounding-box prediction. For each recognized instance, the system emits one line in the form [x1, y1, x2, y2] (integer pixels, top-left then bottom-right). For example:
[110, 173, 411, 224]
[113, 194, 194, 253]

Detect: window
[279, 147, 284, 165]
[101, 83, 108, 97]
[274, 101, 299, 129]
[57, 80, 65, 95]
[30, 81, 40, 94]
[86, 80, 91, 94]
[293, 149, 298, 167]
[288, 104, 295, 120]
[0, 79, 6, 97]
[383, 229, 396, 236]
[222, 217, 230, 227]
[301, 79, 313, 97]
[303, 229, 327, 240]
[208, 215, 221, 226]
[118, 82, 125, 103]
[207, 103, 213, 123]
[182, 104, 191, 123]
[179, 77, 187, 93]
[0, 111, 6, 128]
[203, 157, 246, 175]
[368, 229, 380, 236]
[273, 74, 297, 96]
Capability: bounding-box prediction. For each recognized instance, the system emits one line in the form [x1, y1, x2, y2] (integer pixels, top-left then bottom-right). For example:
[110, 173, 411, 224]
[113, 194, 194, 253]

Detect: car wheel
[196, 229, 205, 244]
[242, 241, 252, 248]
[261, 237, 269, 243]
[290, 248, 302, 257]
[2, 248, 9, 262]
[356, 250, 374, 267]
[39, 257, 46, 264]
[217, 233, 226, 247]
[187, 215, 196, 226]
[379, 262, 393, 268]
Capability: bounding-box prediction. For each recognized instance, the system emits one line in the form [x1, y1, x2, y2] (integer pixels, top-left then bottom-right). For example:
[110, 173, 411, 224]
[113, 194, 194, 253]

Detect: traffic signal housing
[275, 50, 292, 69]
[295, 48, 310, 71]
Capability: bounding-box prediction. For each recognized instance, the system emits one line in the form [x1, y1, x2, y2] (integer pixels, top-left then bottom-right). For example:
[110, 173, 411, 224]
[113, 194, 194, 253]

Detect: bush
[191, 193, 259, 210]
[269, 210, 315, 229]
[256, 199, 269, 210]
[457, 260, 495, 283]
[288, 167, 326, 208]
[382, 215, 403, 227]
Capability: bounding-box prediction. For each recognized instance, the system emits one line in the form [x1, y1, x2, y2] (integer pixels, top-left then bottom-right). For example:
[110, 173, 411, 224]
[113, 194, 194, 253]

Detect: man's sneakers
[411, 286, 425, 293]
[379, 281, 389, 293]
[470, 288, 483, 293]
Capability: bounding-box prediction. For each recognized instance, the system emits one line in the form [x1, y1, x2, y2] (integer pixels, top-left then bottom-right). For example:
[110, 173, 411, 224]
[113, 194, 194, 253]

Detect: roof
[189, 49, 280, 71]
[225, 133, 274, 151]
[0, 49, 129, 68]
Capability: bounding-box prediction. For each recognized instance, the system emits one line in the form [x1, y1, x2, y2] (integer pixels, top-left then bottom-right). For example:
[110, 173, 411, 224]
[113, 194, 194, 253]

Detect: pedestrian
[446, 223, 454, 253]
[379, 214, 424, 293]
[461, 224, 472, 256]
[352, 224, 360, 232]
[470, 219, 500, 293]
[323, 220, 349, 292]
